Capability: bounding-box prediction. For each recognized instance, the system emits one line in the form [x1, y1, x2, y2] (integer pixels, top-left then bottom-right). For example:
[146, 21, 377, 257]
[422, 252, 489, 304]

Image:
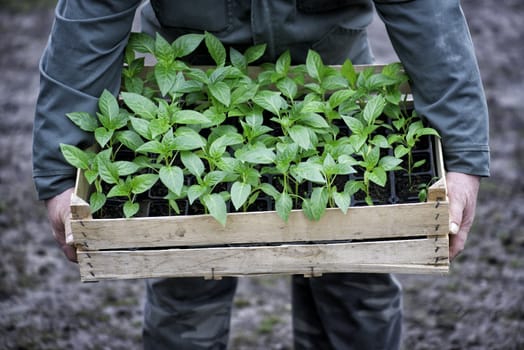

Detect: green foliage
[60, 32, 439, 224]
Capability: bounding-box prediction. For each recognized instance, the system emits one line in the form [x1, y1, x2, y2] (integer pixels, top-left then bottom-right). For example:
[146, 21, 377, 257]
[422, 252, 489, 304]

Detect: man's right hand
[45, 187, 77, 263]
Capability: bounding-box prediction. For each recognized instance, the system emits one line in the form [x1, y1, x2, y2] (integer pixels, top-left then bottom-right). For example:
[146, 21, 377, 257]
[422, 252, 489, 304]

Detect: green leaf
[234, 143, 276, 164]
[417, 127, 440, 138]
[149, 118, 171, 139]
[202, 193, 227, 226]
[299, 113, 330, 129]
[231, 182, 251, 210]
[276, 77, 297, 100]
[124, 75, 144, 94]
[394, 145, 410, 159]
[341, 115, 364, 135]
[344, 180, 365, 196]
[244, 44, 266, 63]
[322, 75, 349, 90]
[392, 117, 406, 132]
[348, 134, 367, 152]
[231, 84, 258, 105]
[292, 162, 326, 184]
[306, 50, 324, 82]
[362, 95, 385, 124]
[418, 188, 428, 202]
[128, 32, 156, 55]
[303, 187, 328, 221]
[209, 133, 244, 158]
[341, 59, 357, 87]
[370, 134, 390, 149]
[89, 192, 106, 214]
[181, 151, 205, 178]
[276, 50, 291, 75]
[229, 47, 247, 71]
[252, 90, 287, 117]
[94, 127, 113, 148]
[208, 81, 231, 107]
[174, 109, 211, 124]
[413, 159, 427, 169]
[387, 133, 403, 145]
[66, 112, 98, 132]
[364, 146, 381, 169]
[155, 61, 178, 97]
[155, 33, 175, 63]
[204, 31, 226, 67]
[173, 127, 206, 150]
[84, 169, 99, 184]
[160, 166, 184, 195]
[379, 156, 403, 171]
[123, 200, 140, 218]
[97, 156, 120, 184]
[186, 68, 210, 84]
[107, 182, 131, 198]
[114, 161, 141, 176]
[131, 173, 159, 194]
[275, 192, 293, 222]
[260, 183, 280, 200]
[368, 167, 387, 187]
[203, 171, 227, 187]
[98, 90, 119, 125]
[289, 125, 312, 150]
[325, 160, 356, 176]
[59, 144, 93, 170]
[172, 33, 204, 58]
[333, 190, 351, 214]
[121, 92, 157, 120]
[328, 89, 355, 109]
[275, 142, 299, 172]
[187, 184, 206, 204]
[129, 117, 152, 140]
[136, 140, 164, 155]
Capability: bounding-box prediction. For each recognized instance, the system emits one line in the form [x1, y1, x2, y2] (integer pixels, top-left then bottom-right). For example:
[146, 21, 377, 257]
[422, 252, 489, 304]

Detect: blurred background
[0, 1, 522, 349]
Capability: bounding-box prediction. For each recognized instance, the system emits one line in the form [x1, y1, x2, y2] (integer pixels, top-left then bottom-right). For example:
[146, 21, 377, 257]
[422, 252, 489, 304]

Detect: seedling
[61, 32, 439, 224]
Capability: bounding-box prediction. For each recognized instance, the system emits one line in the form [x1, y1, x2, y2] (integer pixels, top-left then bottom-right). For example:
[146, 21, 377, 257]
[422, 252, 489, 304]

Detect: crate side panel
[71, 201, 448, 250]
[77, 235, 449, 281]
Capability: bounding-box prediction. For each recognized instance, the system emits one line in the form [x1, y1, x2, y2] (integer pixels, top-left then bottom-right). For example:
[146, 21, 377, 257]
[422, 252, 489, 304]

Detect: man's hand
[45, 187, 77, 263]
[446, 172, 481, 261]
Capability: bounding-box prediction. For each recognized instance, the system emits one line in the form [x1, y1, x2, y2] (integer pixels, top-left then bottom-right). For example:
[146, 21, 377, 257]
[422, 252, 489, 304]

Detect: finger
[63, 244, 78, 263]
[449, 230, 466, 260]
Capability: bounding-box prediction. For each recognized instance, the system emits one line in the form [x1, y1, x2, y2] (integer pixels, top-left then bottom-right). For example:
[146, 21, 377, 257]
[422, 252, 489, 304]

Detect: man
[35, 1, 489, 349]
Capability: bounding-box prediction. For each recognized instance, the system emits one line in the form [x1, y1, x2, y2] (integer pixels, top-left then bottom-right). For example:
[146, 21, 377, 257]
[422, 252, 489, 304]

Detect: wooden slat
[77, 235, 449, 282]
[427, 137, 448, 203]
[70, 201, 448, 250]
[70, 170, 92, 219]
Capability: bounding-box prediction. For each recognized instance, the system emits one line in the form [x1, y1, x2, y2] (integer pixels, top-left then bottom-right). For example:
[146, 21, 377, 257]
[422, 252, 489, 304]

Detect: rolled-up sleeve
[374, 0, 490, 176]
[33, 0, 141, 199]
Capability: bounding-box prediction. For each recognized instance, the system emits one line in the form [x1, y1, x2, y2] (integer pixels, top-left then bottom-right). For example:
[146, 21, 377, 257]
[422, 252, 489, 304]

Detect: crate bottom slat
[77, 236, 449, 282]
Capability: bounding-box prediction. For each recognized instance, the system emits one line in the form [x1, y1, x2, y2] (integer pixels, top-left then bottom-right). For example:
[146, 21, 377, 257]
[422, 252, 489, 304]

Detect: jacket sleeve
[373, 0, 490, 176]
[32, 0, 141, 200]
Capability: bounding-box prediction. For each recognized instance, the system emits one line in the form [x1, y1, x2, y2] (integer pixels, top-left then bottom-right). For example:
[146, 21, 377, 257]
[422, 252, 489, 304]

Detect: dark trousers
[143, 273, 402, 350]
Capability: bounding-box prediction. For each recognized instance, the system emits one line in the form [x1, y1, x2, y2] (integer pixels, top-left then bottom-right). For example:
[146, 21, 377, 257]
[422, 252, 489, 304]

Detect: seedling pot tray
[68, 137, 449, 282]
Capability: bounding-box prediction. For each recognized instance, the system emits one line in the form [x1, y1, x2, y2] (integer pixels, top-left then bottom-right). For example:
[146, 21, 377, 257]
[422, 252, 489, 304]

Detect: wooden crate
[67, 138, 449, 282]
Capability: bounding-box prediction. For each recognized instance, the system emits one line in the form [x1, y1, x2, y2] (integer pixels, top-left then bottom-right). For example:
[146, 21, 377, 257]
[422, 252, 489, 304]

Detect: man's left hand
[446, 172, 481, 260]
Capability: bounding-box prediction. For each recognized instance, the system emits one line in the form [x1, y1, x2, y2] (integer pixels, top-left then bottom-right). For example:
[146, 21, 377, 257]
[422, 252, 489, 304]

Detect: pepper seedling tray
[67, 136, 449, 282]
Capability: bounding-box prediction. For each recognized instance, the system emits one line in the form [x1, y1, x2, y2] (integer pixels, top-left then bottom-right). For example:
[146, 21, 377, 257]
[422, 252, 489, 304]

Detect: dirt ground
[0, 1, 522, 349]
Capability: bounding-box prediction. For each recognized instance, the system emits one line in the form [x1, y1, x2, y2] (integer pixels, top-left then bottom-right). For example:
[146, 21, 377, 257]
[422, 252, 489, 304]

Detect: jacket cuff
[443, 149, 490, 177]
[33, 172, 76, 201]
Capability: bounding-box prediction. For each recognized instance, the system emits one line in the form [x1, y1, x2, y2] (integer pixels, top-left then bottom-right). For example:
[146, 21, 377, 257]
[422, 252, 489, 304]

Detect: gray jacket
[33, 0, 489, 199]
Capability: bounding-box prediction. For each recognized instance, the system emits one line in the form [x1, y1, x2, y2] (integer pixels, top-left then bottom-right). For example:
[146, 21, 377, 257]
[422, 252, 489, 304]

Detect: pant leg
[292, 273, 403, 350]
[143, 277, 238, 350]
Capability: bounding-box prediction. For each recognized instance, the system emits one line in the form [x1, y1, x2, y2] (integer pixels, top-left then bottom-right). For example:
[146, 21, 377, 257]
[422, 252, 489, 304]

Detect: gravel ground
[0, 1, 523, 349]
